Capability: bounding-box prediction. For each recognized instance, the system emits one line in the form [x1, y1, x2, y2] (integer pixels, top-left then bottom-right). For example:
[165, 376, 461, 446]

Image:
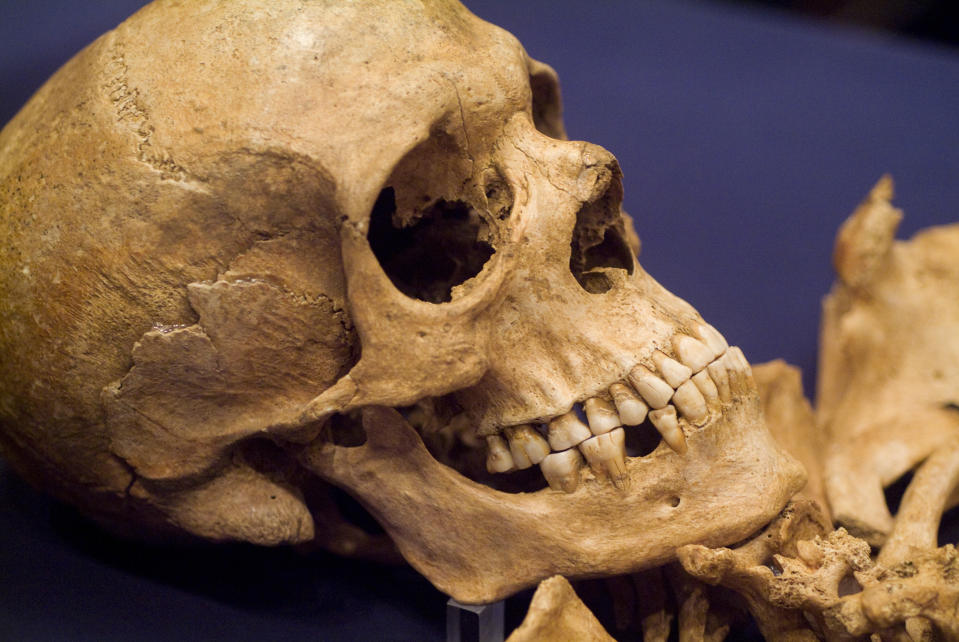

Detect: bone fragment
[672, 380, 708, 424]
[584, 397, 622, 435]
[486, 434, 515, 473]
[540, 448, 585, 493]
[673, 335, 713, 373]
[506, 576, 614, 642]
[608, 382, 648, 425]
[652, 351, 693, 388]
[547, 411, 593, 451]
[505, 424, 550, 468]
[628, 365, 674, 408]
[579, 427, 628, 489]
[649, 405, 687, 454]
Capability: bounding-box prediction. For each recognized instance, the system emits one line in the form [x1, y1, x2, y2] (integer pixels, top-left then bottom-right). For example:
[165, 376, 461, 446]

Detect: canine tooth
[578, 427, 628, 490]
[673, 335, 713, 373]
[672, 380, 708, 424]
[651, 351, 692, 388]
[540, 449, 585, 493]
[609, 383, 649, 425]
[485, 435, 515, 473]
[692, 370, 719, 404]
[628, 365, 674, 409]
[696, 322, 729, 359]
[504, 424, 550, 469]
[583, 397, 621, 435]
[547, 412, 592, 451]
[649, 405, 687, 454]
[706, 360, 732, 402]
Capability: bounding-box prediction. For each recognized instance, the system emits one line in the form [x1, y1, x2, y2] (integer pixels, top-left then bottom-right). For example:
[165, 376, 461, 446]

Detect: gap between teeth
[485, 324, 746, 493]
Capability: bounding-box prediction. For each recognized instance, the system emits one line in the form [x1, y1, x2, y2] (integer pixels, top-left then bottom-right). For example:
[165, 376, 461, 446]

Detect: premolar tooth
[547, 412, 592, 451]
[696, 322, 729, 359]
[583, 397, 622, 435]
[649, 405, 687, 454]
[673, 335, 713, 373]
[692, 370, 719, 404]
[540, 449, 585, 493]
[706, 360, 732, 402]
[628, 365, 674, 409]
[672, 380, 708, 424]
[504, 424, 550, 469]
[651, 351, 692, 388]
[578, 427, 628, 490]
[485, 435, 515, 473]
[609, 383, 649, 425]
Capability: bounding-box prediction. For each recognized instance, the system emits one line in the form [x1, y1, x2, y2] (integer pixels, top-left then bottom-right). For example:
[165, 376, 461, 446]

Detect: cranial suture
[0, 0, 804, 603]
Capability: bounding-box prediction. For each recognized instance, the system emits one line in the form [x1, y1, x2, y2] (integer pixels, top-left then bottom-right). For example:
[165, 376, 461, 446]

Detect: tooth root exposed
[540, 448, 585, 493]
[692, 370, 719, 404]
[673, 335, 714, 373]
[672, 379, 708, 424]
[649, 405, 687, 454]
[651, 351, 692, 388]
[578, 427, 628, 490]
[583, 397, 622, 435]
[547, 412, 593, 451]
[627, 365, 674, 409]
[609, 382, 649, 425]
[707, 360, 732, 402]
[504, 424, 550, 469]
[696, 322, 729, 359]
[485, 435, 515, 474]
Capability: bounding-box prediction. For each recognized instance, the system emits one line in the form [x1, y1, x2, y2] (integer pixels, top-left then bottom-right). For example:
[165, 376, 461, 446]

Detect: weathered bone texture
[0, 0, 804, 602]
[818, 176, 959, 545]
[506, 576, 615, 642]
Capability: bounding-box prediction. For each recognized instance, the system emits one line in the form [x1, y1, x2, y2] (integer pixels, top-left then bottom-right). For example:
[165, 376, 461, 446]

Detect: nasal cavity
[568, 179, 634, 294]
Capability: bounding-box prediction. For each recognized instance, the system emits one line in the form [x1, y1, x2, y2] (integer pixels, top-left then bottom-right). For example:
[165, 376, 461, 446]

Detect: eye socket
[368, 187, 495, 303]
[568, 181, 634, 294]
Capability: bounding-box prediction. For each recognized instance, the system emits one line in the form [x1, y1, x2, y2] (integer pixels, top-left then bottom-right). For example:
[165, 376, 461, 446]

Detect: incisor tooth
[504, 424, 550, 469]
[485, 435, 514, 473]
[672, 379, 708, 424]
[696, 322, 729, 359]
[583, 397, 621, 435]
[609, 383, 648, 425]
[651, 351, 692, 388]
[540, 448, 585, 493]
[628, 365, 674, 409]
[649, 405, 687, 454]
[547, 412, 592, 451]
[673, 335, 713, 373]
[692, 370, 719, 404]
[707, 360, 732, 402]
[578, 427, 628, 490]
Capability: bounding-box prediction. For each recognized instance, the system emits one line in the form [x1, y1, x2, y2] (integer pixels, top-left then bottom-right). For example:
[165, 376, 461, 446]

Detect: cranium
[0, 0, 803, 602]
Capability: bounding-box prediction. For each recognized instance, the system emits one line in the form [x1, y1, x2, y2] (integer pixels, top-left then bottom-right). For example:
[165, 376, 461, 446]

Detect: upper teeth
[485, 323, 742, 493]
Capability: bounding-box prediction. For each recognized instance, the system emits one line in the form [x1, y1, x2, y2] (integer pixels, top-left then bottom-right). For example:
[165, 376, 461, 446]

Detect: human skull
[0, 0, 803, 602]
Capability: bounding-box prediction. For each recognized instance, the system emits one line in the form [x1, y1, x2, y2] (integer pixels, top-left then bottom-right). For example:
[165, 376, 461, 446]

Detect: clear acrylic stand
[446, 598, 505, 642]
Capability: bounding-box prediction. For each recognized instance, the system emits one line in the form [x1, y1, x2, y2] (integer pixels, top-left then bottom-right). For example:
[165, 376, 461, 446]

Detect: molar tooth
[583, 397, 622, 435]
[672, 380, 708, 424]
[692, 370, 719, 404]
[485, 435, 515, 473]
[504, 424, 550, 469]
[578, 427, 628, 490]
[609, 383, 649, 425]
[627, 365, 674, 409]
[706, 360, 732, 402]
[649, 405, 687, 454]
[696, 322, 729, 359]
[673, 335, 714, 373]
[540, 448, 585, 493]
[651, 351, 692, 388]
[547, 412, 592, 451]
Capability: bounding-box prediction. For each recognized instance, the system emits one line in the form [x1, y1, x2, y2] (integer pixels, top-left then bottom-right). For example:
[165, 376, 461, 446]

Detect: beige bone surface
[506, 576, 615, 642]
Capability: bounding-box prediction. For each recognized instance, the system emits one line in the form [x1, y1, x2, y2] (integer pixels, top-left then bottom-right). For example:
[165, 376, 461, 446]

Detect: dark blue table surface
[2, 1, 958, 639]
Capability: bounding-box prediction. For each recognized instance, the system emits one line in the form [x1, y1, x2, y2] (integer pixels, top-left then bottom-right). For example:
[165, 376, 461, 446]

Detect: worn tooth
[547, 412, 593, 451]
[672, 380, 708, 424]
[583, 397, 622, 435]
[540, 448, 585, 493]
[649, 405, 687, 454]
[696, 322, 729, 359]
[673, 335, 714, 373]
[504, 424, 550, 469]
[692, 370, 719, 404]
[651, 350, 692, 388]
[728, 346, 751, 372]
[578, 427, 628, 490]
[706, 360, 732, 402]
[485, 435, 515, 473]
[609, 383, 649, 425]
[627, 365, 674, 409]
